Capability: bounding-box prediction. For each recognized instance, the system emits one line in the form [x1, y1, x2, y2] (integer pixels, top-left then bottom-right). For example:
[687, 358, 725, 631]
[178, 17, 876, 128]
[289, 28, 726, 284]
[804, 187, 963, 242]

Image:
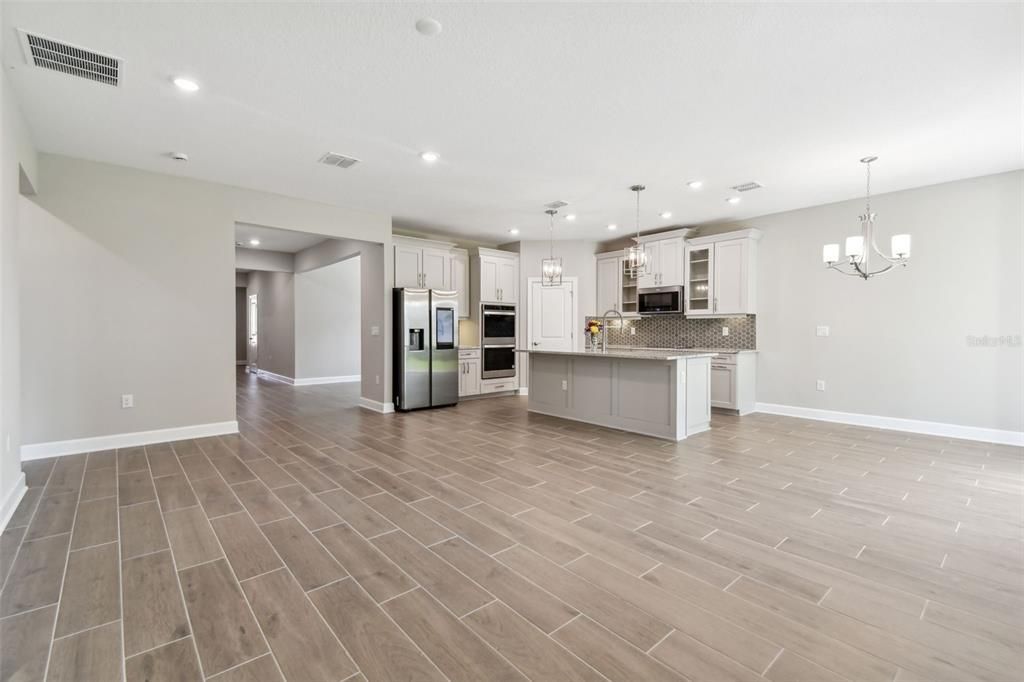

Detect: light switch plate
[630, 327, 636, 336]
[722, 327, 729, 336]
[816, 380, 826, 391]
[816, 326, 830, 337]
[561, 380, 568, 391]
[370, 326, 380, 336]
[121, 394, 134, 408]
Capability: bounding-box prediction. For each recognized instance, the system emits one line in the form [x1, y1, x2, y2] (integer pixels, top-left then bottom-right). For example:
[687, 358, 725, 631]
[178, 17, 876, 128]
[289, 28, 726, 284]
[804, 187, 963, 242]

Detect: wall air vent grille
[319, 152, 360, 169]
[544, 200, 569, 209]
[18, 29, 120, 86]
[731, 182, 763, 192]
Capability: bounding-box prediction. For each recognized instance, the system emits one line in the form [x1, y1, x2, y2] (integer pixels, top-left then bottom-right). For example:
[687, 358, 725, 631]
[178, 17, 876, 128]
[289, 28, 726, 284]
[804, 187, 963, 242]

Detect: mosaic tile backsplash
[595, 314, 756, 350]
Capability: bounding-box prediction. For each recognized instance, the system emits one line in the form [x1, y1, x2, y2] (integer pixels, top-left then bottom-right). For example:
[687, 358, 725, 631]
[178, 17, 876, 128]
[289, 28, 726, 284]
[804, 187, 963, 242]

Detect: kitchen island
[517, 348, 715, 441]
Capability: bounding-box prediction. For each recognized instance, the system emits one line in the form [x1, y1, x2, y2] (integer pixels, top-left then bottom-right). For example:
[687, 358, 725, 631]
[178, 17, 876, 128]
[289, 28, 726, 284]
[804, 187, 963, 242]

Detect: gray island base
[519, 348, 715, 441]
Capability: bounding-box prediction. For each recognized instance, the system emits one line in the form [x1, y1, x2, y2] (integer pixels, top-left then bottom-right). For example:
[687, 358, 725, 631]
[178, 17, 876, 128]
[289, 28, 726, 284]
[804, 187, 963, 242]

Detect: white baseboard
[235, 360, 247, 366]
[256, 369, 295, 385]
[0, 473, 27, 534]
[517, 387, 529, 396]
[358, 397, 395, 414]
[20, 420, 240, 460]
[294, 375, 360, 386]
[754, 403, 1024, 447]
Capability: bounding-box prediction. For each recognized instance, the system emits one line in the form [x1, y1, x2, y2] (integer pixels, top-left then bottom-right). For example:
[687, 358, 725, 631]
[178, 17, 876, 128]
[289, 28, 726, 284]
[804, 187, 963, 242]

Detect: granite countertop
[607, 346, 758, 354]
[516, 348, 718, 360]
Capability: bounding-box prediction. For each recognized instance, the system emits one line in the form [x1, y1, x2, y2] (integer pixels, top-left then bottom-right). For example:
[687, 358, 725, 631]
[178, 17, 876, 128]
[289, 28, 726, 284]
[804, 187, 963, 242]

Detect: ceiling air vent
[18, 29, 120, 86]
[544, 200, 569, 210]
[318, 152, 360, 169]
[731, 182, 763, 192]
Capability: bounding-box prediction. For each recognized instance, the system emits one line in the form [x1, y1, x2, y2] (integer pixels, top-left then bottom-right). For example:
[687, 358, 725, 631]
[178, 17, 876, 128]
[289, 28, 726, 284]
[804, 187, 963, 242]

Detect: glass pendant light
[623, 184, 647, 277]
[541, 208, 563, 286]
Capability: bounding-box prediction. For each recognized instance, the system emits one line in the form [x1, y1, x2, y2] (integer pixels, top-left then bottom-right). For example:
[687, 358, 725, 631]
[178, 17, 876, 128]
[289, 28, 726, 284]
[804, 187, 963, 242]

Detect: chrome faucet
[601, 309, 624, 353]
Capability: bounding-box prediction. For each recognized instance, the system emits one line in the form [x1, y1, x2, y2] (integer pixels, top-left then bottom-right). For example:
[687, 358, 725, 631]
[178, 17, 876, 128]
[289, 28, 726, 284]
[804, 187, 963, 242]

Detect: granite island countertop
[515, 348, 718, 361]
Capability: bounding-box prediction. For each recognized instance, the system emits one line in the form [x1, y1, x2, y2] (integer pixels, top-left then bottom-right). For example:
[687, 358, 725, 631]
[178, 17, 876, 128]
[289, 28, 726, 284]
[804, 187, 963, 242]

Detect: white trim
[0, 473, 27, 534]
[517, 387, 529, 396]
[235, 360, 248, 366]
[20, 421, 240, 460]
[293, 375, 360, 386]
[754, 403, 1024, 447]
[358, 397, 395, 414]
[255, 369, 295, 385]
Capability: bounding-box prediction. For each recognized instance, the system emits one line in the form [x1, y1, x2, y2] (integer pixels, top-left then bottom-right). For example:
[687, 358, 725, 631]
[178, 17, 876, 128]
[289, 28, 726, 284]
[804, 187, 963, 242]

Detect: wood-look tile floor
[2, 369, 1022, 681]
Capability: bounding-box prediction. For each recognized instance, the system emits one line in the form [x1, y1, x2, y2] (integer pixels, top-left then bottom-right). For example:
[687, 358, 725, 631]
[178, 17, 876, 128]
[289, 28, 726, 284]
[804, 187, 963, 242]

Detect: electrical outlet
[816, 380, 826, 392]
[630, 327, 636, 336]
[816, 326, 830, 337]
[561, 380, 568, 391]
[121, 394, 134, 408]
[722, 327, 729, 336]
[370, 326, 380, 336]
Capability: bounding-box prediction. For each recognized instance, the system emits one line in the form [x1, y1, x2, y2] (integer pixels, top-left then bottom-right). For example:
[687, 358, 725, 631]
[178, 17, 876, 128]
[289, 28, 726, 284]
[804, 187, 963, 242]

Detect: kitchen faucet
[601, 309, 624, 353]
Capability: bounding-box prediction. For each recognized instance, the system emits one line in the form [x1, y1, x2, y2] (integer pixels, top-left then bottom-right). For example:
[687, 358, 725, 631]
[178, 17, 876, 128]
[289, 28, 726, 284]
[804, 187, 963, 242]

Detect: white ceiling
[4, 2, 1021, 242]
[234, 223, 327, 253]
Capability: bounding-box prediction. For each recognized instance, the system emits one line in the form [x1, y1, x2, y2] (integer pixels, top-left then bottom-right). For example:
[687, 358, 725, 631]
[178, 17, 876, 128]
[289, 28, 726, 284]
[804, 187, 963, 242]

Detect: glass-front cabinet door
[685, 245, 712, 314]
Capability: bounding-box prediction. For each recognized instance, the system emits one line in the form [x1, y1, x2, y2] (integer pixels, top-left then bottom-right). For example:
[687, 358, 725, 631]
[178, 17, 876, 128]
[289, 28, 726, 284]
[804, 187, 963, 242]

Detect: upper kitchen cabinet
[638, 235, 684, 288]
[470, 248, 519, 320]
[684, 228, 761, 317]
[473, 248, 518, 305]
[594, 253, 640, 317]
[393, 236, 470, 318]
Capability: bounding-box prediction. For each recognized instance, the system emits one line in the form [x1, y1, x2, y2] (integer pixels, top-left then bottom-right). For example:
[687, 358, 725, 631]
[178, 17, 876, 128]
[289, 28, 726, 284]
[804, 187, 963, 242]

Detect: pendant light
[623, 184, 647, 277]
[541, 208, 563, 286]
[822, 156, 911, 279]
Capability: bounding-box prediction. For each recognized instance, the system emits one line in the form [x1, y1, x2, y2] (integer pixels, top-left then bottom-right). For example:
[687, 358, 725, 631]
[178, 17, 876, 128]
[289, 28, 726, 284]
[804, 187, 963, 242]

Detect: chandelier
[822, 156, 911, 279]
[541, 208, 563, 286]
[624, 184, 647, 277]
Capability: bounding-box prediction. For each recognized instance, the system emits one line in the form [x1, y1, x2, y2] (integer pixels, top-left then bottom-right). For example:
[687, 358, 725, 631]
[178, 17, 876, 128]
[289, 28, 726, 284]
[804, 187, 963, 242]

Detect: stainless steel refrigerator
[393, 288, 459, 411]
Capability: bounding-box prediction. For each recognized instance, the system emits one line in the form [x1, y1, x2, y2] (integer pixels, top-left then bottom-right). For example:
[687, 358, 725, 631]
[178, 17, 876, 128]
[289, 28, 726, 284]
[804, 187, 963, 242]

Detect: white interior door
[529, 279, 576, 351]
[247, 294, 258, 368]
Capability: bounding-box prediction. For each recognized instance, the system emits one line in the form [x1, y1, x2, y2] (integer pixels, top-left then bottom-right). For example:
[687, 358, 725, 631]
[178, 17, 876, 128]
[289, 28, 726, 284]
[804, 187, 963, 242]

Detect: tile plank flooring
[1, 371, 1021, 681]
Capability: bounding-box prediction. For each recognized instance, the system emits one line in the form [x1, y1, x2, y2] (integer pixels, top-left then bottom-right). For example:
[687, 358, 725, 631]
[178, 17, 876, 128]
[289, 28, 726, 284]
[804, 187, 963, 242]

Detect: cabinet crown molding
[471, 247, 519, 260]
[636, 227, 695, 243]
[685, 228, 762, 245]
[392, 234, 458, 249]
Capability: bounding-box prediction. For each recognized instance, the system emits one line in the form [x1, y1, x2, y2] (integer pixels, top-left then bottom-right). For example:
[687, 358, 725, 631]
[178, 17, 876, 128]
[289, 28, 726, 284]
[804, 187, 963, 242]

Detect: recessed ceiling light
[660, 211, 672, 219]
[687, 180, 703, 190]
[607, 224, 618, 231]
[415, 18, 443, 36]
[249, 238, 260, 246]
[508, 228, 519, 235]
[420, 151, 440, 163]
[172, 77, 199, 92]
[726, 197, 741, 205]
[565, 214, 577, 221]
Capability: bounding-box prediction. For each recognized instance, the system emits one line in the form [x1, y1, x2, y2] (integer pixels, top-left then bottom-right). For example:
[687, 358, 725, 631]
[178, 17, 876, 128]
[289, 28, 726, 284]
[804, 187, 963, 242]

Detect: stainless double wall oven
[481, 303, 516, 379]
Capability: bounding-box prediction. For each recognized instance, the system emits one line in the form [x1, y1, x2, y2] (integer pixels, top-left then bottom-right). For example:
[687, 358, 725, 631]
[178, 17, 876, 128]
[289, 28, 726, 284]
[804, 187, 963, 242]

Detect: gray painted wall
[246, 270, 295, 378]
[295, 238, 389, 401]
[18, 154, 391, 447]
[236, 247, 294, 273]
[1, 53, 38, 508]
[295, 257, 361, 379]
[724, 171, 1022, 432]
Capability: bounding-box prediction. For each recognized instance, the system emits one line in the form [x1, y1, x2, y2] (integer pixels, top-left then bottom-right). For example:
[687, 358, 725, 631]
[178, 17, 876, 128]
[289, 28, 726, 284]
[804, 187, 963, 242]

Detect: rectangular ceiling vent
[544, 200, 569, 210]
[731, 181, 763, 192]
[18, 29, 120, 86]
[318, 152, 360, 169]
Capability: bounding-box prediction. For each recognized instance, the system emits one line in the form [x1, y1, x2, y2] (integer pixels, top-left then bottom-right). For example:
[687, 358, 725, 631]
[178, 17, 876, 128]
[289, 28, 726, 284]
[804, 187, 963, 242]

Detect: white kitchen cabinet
[458, 349, 481, 396]
[472, 249, 518, 305]
[684, 229, 760, 317]
[709, 352, 757, 415]
[450, 248, 469, 318]
[638, 235, 685, 288]
[595, 254, 622, 314]
[394, 236, 471, 317]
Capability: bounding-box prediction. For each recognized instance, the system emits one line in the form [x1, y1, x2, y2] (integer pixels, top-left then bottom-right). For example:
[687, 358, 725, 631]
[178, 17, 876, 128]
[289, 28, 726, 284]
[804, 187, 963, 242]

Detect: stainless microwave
[638, 286, 684, 315]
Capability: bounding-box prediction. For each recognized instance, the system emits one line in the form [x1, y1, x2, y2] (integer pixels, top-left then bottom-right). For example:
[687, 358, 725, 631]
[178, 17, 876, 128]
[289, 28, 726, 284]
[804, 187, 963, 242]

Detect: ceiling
[234, 223, 327, 253]
[4, 2, 1021, 242]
